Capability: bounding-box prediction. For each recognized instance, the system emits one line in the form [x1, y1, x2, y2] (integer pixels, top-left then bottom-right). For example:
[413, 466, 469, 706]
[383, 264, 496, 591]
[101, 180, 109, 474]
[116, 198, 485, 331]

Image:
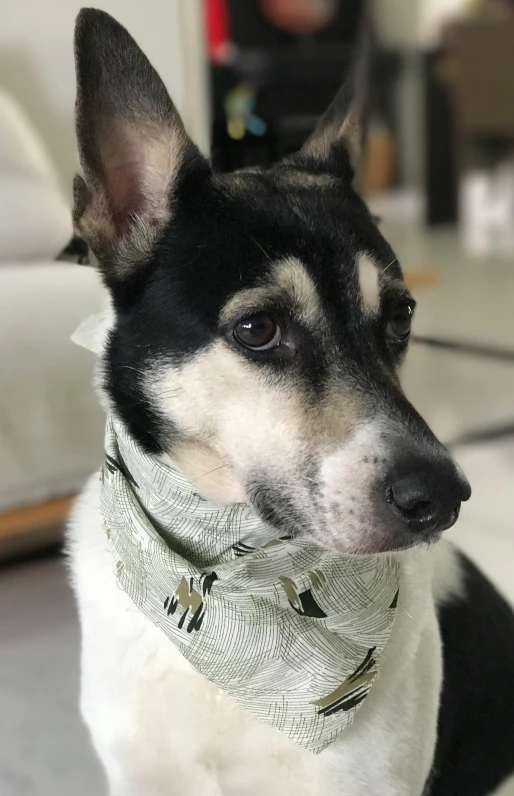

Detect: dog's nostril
[386, 485, 435, 522]
[403, 499, 433, 521]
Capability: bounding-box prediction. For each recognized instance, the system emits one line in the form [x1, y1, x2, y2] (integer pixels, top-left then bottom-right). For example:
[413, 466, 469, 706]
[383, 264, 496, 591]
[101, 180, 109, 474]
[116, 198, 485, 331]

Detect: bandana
[99, 415, 400, 753]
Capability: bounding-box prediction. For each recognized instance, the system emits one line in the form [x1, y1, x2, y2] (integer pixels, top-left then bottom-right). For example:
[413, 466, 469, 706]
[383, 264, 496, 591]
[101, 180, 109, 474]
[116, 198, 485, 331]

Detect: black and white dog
[69, 9, 514, 795]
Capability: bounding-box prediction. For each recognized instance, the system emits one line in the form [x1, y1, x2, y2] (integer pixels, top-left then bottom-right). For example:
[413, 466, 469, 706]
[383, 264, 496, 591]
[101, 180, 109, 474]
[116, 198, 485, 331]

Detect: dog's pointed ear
[73, 8, 208, 274]
[300, 80, 364, 177]
[287, 20, 371, 183]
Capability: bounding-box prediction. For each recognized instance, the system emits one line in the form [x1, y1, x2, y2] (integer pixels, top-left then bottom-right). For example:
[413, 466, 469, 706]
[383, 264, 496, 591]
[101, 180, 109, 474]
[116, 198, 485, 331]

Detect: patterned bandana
[100, 415, 400, 753]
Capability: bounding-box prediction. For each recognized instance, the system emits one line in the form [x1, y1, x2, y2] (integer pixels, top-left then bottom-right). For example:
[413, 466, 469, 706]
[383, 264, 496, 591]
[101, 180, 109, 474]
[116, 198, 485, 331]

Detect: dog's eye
[233, 313, 281, 350]
[387, 303, 413, 343]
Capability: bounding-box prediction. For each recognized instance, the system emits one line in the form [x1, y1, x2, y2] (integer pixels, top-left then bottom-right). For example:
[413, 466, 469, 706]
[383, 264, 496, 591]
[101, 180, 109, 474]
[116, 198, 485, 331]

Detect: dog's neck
[158, 440, 247, 504]
[104, 414, 285, 561]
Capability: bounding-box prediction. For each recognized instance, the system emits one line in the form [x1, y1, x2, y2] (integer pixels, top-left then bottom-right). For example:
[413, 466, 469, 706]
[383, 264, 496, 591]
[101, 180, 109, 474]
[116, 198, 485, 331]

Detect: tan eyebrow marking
[273, 258, 323, 324]
[219, 257, 323, 327]
[358, 254, 380, 311]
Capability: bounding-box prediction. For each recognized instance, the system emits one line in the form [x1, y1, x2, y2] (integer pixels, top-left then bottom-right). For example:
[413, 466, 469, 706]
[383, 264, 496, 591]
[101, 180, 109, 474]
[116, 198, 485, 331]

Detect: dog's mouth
[383, 530, 443, 554]
[248, 482, 308, 540]
[352, 499, 462, 555]
[245, 449, 469, 555]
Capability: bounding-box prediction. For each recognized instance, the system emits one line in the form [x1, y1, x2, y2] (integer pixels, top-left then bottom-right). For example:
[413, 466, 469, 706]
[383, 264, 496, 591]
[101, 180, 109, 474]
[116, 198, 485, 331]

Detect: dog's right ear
[73, 8, 209, 279]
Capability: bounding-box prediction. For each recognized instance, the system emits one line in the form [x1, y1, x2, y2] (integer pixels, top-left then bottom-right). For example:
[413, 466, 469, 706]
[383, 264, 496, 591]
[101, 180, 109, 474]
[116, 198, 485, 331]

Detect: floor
[1, 224, 514, 795]
[0, 555, 105, 796]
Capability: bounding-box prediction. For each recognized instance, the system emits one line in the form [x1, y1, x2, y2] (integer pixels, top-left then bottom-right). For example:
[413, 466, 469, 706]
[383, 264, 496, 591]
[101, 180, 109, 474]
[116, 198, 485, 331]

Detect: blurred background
[1, 1, 513, 794]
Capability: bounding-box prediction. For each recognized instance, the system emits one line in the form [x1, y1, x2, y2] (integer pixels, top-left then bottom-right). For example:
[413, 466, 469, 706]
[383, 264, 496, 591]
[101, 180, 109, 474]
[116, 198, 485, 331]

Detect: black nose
[384, 459, 471, 536]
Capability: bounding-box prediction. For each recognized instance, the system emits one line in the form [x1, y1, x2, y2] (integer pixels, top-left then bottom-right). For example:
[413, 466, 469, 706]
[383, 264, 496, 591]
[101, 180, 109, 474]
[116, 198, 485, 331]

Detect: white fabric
[0, 89, 72, 262]
[100, 415, 400, 753]
[0, 263, 106, 512]
[72, 309, 113, 355]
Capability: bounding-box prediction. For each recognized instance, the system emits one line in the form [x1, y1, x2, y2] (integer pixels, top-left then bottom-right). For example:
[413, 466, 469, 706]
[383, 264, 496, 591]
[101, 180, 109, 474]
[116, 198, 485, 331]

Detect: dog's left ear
[73, 8, 209, 277]
[286, 24, 370, 183]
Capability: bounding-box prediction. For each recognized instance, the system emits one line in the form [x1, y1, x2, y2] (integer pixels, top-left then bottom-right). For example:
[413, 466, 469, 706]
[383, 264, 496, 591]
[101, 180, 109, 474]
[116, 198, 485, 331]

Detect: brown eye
[387, 303, 413, 343]
[233, 313, 281, 350]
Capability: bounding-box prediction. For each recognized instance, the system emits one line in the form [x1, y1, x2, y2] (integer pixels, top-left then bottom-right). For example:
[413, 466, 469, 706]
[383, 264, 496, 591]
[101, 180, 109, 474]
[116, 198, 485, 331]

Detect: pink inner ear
[100, 120, 177, 234]
[107, 160, 148, 233]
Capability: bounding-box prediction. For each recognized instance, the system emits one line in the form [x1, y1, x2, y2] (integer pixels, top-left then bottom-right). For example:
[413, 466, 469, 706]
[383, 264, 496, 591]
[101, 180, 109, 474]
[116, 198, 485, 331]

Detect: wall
[375, 0, 471, 49]
[0, 0, 208, 194]
[374, 0, 421, 49]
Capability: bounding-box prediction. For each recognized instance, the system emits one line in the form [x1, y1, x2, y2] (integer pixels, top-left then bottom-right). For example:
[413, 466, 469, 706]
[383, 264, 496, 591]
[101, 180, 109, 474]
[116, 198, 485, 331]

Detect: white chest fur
[69, 475, 444, 796]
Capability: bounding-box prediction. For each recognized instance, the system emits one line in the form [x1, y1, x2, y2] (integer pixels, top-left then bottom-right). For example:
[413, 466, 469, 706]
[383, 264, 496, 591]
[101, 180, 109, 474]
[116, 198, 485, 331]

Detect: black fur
[103, 166, 421, 454]
[430, 554, 514, 795]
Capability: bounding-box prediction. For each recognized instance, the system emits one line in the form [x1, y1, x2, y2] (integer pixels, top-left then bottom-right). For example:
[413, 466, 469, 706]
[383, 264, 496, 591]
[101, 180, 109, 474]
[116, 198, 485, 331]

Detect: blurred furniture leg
[429, 17, 514, 228]
[0, 495, 74, 561]
[424, 50, 458, 226]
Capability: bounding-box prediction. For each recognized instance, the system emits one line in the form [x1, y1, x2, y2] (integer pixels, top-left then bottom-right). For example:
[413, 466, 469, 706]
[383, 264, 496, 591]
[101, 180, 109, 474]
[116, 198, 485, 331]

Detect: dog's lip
[438, 504, 461, 531]
[319, 523, 444, 556]
[366, 530, 444, 555]
[392, 530, 443, 552]
[404, 503, 461, 535]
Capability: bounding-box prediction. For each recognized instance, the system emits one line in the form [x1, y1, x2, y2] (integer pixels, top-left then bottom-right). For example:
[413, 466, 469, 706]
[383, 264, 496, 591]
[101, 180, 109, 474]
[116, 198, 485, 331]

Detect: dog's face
[74, 10, 470, 554]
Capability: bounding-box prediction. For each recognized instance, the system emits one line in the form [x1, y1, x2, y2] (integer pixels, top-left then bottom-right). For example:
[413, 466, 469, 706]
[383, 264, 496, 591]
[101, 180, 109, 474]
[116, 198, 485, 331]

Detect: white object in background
[374, 0, 472, 50]
[0, 88, 61, 187]
[0, 90, 72, 262]
[0, 170, 72, 262]
[178, 0, 211, 156]
[460, 169, 514, 256]
[496, 161, 514, 251]
[0, 263, 106, 512]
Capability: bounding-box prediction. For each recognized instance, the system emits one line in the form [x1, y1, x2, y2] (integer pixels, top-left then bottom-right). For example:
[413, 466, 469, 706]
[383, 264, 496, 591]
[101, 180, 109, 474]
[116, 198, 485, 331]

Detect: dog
[68, 9, 514, 795]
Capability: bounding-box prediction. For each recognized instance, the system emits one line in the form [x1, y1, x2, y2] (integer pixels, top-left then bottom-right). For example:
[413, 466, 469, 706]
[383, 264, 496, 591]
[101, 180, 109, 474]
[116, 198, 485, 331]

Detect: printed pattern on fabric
[101, 417, 400, 753]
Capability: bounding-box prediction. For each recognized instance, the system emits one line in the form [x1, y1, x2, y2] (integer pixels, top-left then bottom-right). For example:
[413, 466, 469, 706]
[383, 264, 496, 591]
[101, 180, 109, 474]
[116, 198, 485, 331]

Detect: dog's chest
[70, 476, 443, 796]
[76, 561, 334, 792]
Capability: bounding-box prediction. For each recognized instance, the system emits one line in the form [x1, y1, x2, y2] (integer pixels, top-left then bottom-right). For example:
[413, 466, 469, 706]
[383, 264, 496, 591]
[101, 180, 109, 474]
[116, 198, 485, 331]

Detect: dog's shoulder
[429, 543, 514, 795]
[430, 540, 467, 607]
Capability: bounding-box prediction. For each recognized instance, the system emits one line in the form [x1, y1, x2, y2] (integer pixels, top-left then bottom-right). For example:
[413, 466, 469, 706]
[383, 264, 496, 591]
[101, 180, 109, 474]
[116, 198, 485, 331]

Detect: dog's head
[74, 9, 470, 554]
